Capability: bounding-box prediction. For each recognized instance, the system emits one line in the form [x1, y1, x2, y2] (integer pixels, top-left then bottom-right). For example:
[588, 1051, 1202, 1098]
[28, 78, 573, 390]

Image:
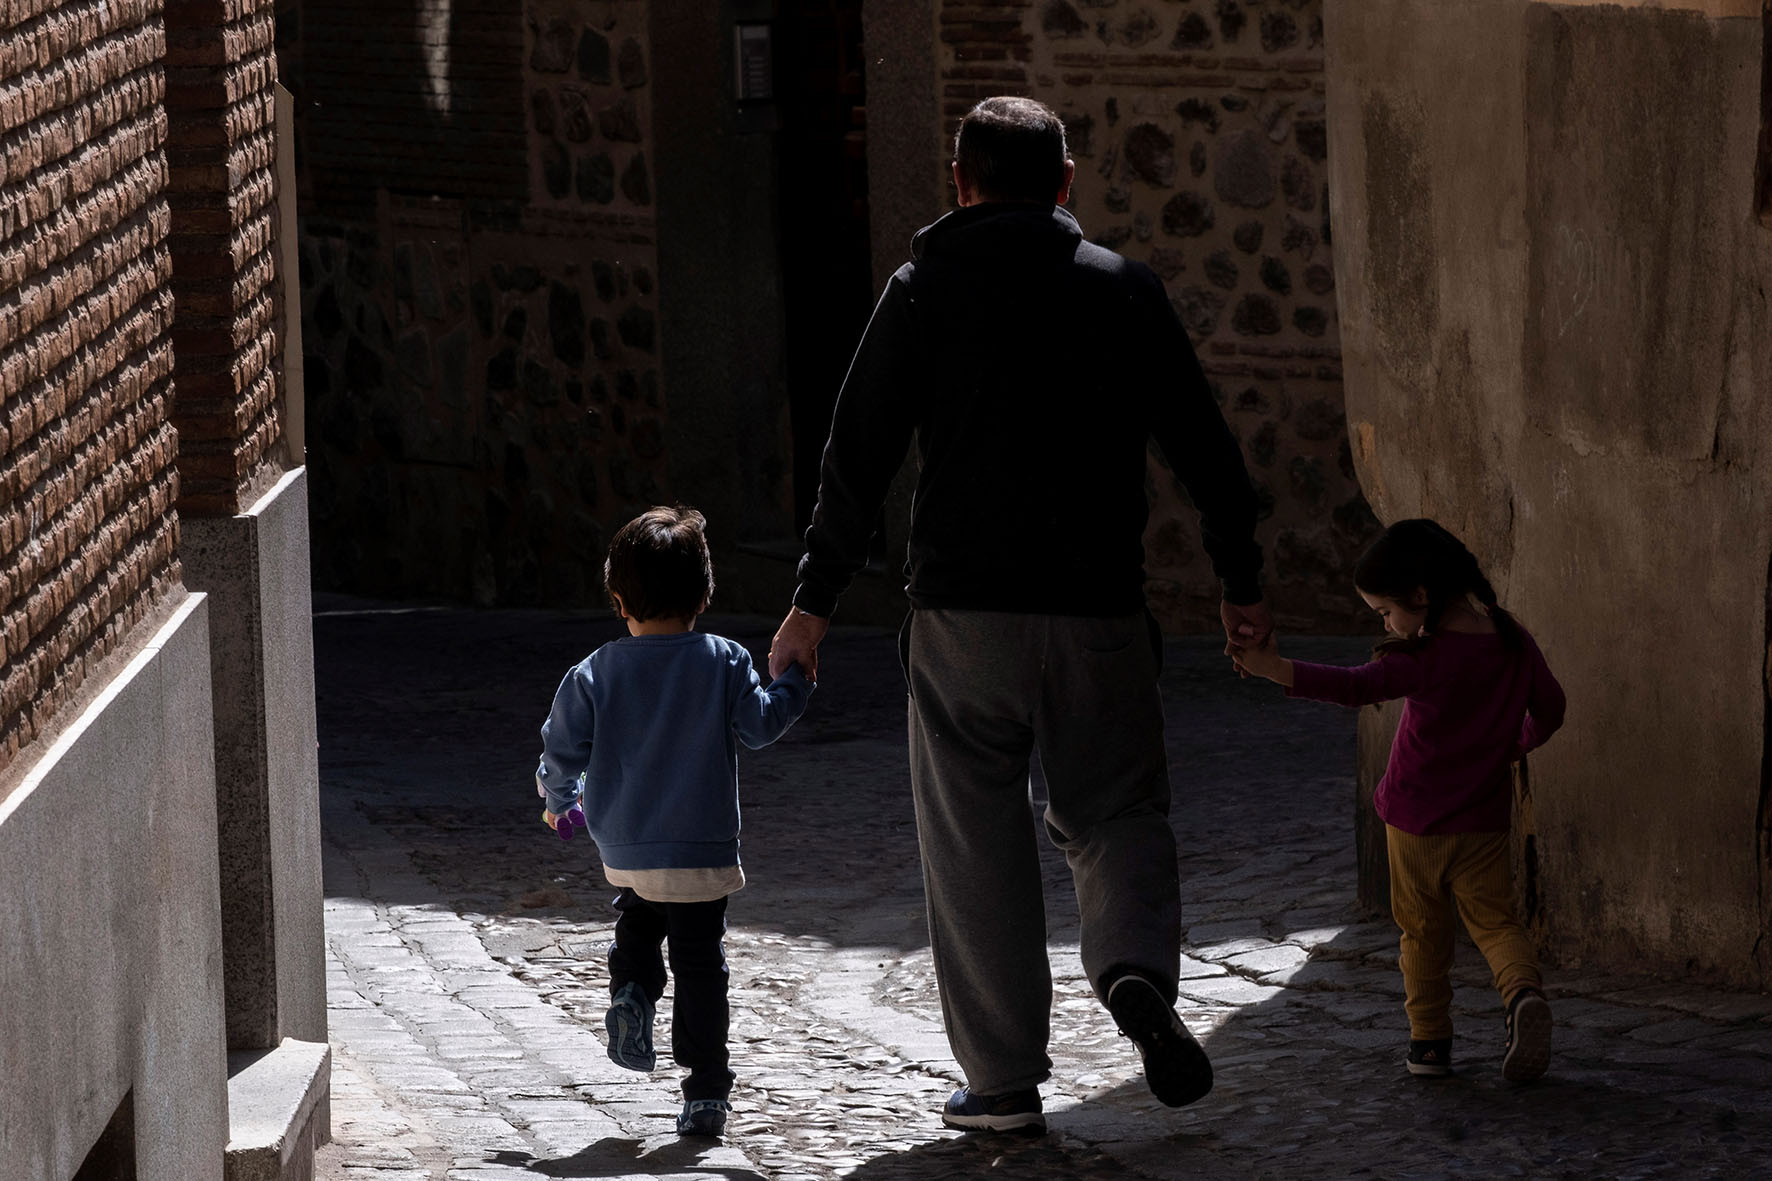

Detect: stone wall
[1326, 0, 1772, 986]
[0, 597, 228, 1180]
[281, 0, 666, 605]
[1, 0, 183, 773]
[280, 0, 1371, 627]
[937, 0, 1375, 631]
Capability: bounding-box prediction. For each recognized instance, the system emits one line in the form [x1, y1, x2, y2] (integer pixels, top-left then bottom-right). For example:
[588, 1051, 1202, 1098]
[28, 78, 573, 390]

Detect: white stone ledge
[225, 1038, 331, 1181]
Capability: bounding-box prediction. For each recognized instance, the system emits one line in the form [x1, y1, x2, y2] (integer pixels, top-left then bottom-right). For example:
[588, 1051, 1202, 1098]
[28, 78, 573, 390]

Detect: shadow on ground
[488, 1139, 764, 1179]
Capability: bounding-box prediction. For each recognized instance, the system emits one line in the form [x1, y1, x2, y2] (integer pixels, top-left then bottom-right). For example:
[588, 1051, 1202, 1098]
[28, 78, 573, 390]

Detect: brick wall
[1, 0, 182, 770]
[282, 0, 664, 605]
[162, 0, 286, 516]
[941, 0, 1376, 631]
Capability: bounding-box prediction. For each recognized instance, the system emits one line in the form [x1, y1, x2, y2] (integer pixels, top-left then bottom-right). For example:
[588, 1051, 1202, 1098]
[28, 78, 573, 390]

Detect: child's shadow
[488, 1137, 766, 1179]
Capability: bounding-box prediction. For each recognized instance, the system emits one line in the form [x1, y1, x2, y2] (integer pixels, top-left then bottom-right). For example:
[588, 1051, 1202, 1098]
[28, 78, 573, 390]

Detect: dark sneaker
[1503, 990, 1552, 1083]
[941, 1087, 1046, 1135]
[604, 981, 656, 1072]
[1406, 1038, 1453, 1077]
[677, 1098, 731, 1137]
[1106, 974, 1213, 1106]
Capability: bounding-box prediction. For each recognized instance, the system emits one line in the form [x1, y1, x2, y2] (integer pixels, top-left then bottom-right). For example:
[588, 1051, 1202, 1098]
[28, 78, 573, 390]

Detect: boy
[536, 505, 813, 1136]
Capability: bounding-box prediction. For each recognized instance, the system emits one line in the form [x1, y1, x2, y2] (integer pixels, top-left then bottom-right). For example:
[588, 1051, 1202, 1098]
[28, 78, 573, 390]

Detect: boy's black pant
[608, 888, 734, 1101]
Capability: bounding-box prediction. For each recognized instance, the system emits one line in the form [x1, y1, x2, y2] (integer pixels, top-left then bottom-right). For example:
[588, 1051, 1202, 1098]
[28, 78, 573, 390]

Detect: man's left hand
[1221, 598, 1273, 647]
[1221, 598, 1274, 677]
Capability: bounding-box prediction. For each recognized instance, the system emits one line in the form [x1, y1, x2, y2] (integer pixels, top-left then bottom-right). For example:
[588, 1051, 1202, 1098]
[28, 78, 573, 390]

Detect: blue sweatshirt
[535, 632, 813, 870]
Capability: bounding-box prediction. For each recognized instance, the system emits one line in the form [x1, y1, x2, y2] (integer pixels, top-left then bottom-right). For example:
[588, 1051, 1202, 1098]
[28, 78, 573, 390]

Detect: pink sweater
[1286, 628, 1566, 835]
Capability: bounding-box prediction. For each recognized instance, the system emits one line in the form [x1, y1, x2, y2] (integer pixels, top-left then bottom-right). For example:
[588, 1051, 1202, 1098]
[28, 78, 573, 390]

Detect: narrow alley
[312, 601, 1772, 1180]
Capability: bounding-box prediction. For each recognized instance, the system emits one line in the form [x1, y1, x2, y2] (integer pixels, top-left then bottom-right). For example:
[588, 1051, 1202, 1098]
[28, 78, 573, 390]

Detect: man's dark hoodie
[794, 203, 1263, 620]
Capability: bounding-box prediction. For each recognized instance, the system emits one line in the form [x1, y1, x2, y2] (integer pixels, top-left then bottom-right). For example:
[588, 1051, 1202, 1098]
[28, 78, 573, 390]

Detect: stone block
[577, 30, 611, 83]
[224, 1039, 331, 1181]
[0, 595, 227, 1179]
[1215, 130, 1277, 209]
[180, 468, 326, 1051]
[1161, 190, 1214, 237]
[1122, 122, 1176, 188]
[1227, 943, 1311, 976]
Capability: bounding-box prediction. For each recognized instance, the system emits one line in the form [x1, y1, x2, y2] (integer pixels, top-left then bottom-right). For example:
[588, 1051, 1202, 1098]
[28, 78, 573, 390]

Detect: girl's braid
[1424, 521, 1523, 649]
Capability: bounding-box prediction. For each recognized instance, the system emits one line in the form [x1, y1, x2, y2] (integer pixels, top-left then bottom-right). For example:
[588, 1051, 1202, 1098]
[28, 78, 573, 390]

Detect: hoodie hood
[910, 203, 1085, 263]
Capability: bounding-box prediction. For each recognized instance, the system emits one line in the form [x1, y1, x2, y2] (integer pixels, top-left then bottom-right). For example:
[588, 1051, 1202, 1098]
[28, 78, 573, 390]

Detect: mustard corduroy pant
[1386, 825, 1542, 1041]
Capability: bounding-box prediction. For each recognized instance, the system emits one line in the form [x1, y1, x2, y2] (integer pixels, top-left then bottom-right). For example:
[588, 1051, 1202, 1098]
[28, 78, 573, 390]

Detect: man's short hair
[953, 96, 1069, 204]
[604, 505, 714, 621]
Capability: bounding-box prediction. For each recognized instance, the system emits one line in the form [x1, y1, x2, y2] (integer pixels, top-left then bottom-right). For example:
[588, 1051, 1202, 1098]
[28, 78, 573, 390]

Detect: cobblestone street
[313, 601, 1772, 1180]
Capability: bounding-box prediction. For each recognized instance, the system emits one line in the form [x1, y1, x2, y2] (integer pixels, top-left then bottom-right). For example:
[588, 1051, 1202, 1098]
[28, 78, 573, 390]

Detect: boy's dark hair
[953, 96, 1069, 204]
[604, 505, 714, 622]
[1354, 518, 1524, 657]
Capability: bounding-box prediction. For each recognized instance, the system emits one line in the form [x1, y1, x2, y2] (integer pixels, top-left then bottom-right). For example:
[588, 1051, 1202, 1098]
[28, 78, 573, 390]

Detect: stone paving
[312, 600, 1772, 1180]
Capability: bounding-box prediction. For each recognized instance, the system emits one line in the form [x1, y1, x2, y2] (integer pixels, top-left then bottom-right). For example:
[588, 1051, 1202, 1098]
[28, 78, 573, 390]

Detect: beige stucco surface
[1327, 0, 1771, 984]
[1551, 0, 1756, 17]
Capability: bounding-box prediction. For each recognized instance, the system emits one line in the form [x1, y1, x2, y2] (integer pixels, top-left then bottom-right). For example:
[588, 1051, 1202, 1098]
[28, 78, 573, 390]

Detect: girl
[1229, 518, 1565, 1082]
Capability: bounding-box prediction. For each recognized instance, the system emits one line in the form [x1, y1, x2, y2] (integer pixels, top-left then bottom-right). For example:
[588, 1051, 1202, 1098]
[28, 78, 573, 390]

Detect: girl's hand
[1224, 634, 1266, 674]
[1226, 634, 1293, 686]
[542, 808, 560, 830]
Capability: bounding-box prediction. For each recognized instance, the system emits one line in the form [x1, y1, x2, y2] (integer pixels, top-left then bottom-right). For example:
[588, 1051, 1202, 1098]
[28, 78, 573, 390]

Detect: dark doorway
[775, 0, 876, 536]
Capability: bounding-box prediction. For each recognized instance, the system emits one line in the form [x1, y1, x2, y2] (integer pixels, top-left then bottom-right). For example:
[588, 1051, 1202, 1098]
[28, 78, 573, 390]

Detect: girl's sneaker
[604, 982, 656, 1072]
[1503, 990, 1553, 1083]
[1406, 1038, 1453, 1076]
[677, 1098, 731, 1137]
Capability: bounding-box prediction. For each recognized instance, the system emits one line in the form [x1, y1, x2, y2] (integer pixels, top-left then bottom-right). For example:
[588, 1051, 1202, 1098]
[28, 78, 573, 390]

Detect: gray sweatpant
[905, 608, 1181, 1095]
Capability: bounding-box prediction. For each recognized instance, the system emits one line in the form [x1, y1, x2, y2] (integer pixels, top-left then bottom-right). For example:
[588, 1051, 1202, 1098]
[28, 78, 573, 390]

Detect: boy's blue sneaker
[677, 1098, 731, 1137]
[604, 982, 656, 1072]
[940, 1087, 1046, 1135]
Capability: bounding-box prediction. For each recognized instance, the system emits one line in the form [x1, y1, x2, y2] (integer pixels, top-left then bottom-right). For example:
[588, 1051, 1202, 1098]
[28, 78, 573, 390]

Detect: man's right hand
[769, 607, 830, 681]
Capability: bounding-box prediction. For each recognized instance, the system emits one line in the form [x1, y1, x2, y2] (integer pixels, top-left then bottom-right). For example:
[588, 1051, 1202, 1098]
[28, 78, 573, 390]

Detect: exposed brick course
[2, 0, 181, 773]
[287, 0, 526, 213]
[160, 0, 285, 513]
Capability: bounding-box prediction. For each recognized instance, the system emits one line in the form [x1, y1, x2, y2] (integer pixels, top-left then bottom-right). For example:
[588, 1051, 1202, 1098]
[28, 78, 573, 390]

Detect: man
[770, 96, 1271, 1134]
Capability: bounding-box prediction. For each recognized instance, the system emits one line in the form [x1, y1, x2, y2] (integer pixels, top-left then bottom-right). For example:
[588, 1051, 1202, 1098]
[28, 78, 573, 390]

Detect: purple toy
[557, 804, 587, 842]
